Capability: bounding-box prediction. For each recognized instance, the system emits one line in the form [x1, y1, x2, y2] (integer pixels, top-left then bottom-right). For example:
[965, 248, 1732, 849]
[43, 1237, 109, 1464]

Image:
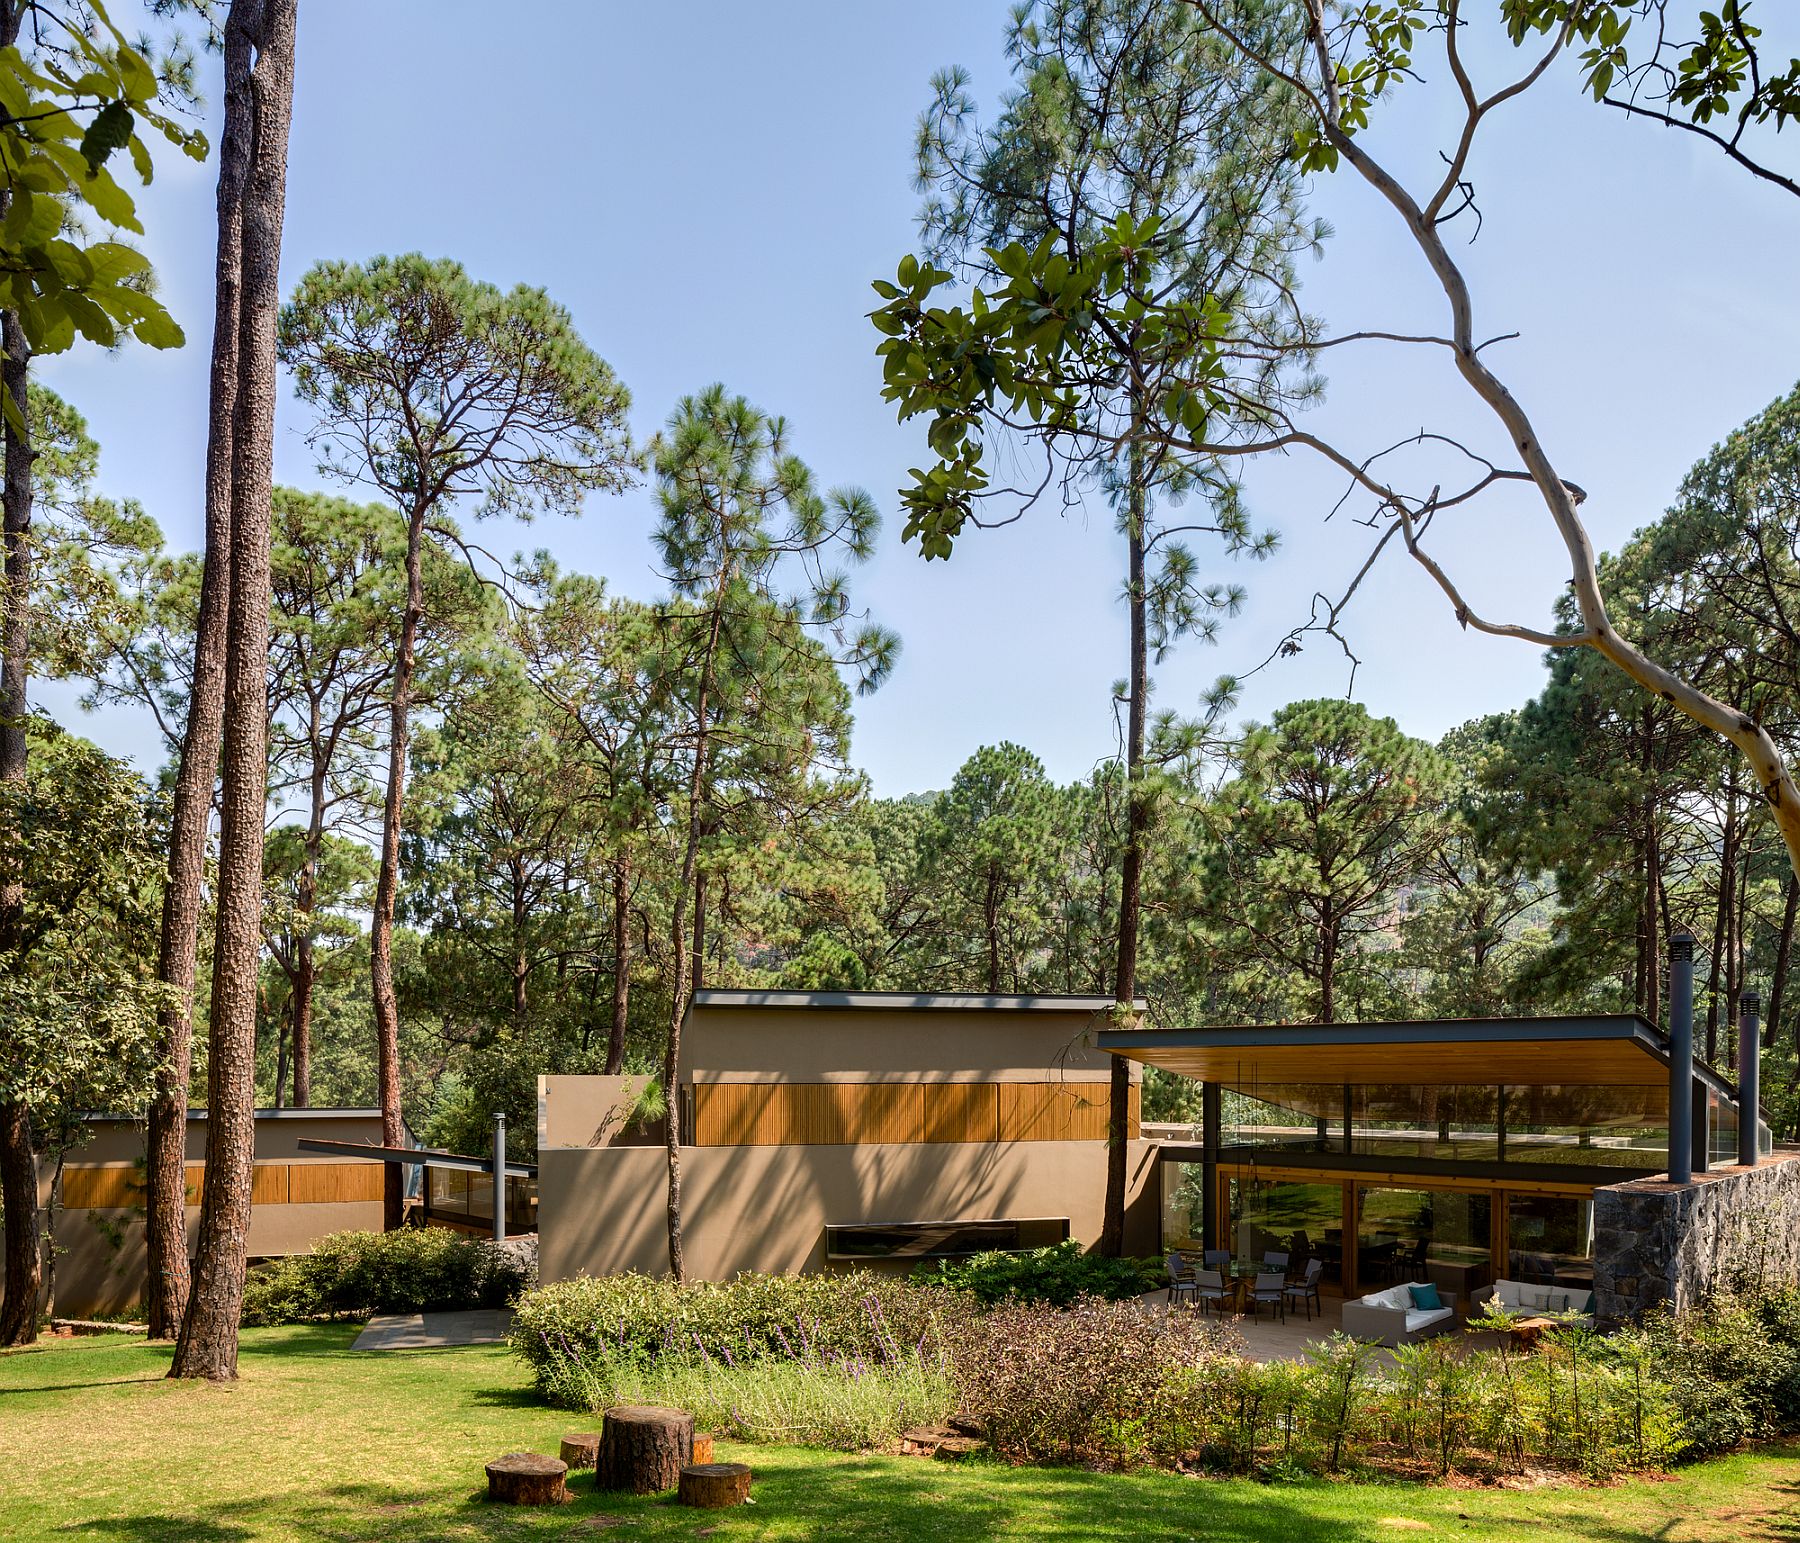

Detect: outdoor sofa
[1471, 1278, 1596, 1329]
[1340, 1281, 1458, 1347]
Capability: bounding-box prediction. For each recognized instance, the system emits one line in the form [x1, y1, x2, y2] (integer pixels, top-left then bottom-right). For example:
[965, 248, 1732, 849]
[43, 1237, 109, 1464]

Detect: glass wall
[1161, 1161, 1207, 1252]
[1229, 1176, 1345, 1284]
[1356, 1185, 1491, 1307]
[1349, 1085, 1499, 1161]
[1503, 1084, 1667, 1167]
[1505, 1193, 1594, 1287]
[1221, 1085, 1344, 1153]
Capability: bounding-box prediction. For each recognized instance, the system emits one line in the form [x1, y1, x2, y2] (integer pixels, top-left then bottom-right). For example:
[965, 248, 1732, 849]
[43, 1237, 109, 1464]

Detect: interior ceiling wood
[1108, 1031, 1669, 1088]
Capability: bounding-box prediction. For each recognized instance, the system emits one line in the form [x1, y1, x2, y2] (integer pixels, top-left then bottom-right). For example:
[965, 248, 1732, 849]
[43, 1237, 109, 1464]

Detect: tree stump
[485, 1453, 568, 1505]
[596, 1405, 694, 1494]
[691, 1432, 715, 1465]
[559, 1432, 603, 1471]
[678, 1462, 752, 1509]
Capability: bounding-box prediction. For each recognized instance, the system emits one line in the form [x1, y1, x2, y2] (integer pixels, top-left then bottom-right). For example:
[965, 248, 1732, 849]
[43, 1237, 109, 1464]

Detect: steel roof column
[1201, 1082, 1220, 1251]
[492, 1112, 508, 1244]
[1668, 931, 1695, 1185]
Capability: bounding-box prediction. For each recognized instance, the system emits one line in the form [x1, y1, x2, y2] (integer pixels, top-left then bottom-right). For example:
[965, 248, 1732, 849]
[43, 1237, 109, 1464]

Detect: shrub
[914, 1240, 1164, 1306]
[509, 1269, 967, 1394]
[1627, 1291, 1800, 1456]
[541, 1345, 955, 1451]
[240, 1227, 531, 1325]
[940, 1295, 1241, 1464]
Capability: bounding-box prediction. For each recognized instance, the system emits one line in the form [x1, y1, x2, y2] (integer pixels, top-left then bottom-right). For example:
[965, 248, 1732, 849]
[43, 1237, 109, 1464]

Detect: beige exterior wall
[538, 1074, 654, 1149]
[682, 1000, 1136, 1086]
[13, 1110, 385, 1319]
[538, 1137, 1162, 1282]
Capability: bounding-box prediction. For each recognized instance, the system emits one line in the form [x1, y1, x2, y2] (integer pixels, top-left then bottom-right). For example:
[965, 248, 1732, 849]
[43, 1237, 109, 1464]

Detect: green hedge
[240, 1227, 532, 1325]
[913, 1240, 1164, 1305]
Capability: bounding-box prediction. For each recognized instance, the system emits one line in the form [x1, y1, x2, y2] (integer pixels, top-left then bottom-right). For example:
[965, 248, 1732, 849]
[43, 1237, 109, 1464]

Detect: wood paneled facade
[60, 1159, 385, 1211]
[692, 1079, 1140, 1147]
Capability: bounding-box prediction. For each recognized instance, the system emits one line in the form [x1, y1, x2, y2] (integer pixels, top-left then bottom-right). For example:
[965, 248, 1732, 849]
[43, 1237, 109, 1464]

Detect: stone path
[349, 1307, 514, 1351]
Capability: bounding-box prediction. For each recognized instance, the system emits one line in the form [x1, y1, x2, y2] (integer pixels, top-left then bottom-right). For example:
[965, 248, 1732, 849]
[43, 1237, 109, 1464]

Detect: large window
[1505, 1193, 1594, 1287]
[1229, 1177, 1345, 1285]
[823, 1216, 1068, 1261]
[1221, 1085, 1344, 1152]
[1357, 1185, 1491, 1308]
[1503, 1084, 1667, 1167]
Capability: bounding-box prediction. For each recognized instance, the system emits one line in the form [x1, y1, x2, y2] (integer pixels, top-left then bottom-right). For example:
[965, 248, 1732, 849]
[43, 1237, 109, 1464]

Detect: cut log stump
[559, 1432, 603, 1470]
[485, 1452, 568, 1505]
[678, 1462, 752, 1509]
[691, 1432, 715, 1465]
[932, 1436, 986, 1462]
[596, 1404, 694, 1494]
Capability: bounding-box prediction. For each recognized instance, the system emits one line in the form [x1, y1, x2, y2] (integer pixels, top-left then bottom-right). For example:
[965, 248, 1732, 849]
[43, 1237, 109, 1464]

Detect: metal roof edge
[692, 990, 1147, 1014]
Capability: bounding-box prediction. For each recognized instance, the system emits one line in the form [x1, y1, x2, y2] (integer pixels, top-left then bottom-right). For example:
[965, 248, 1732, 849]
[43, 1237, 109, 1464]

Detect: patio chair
[1284, 1259, 1324, 1321]
[1403, 1237, 1430, 1282]
[1165, 1252, 1199, 1307]
[1261, 1249, 1290, 1274]
[1202, 1248, 1231, 1272]
[1248, 1270, 1286, 1322]
[1195, 1268, 1234, 1318]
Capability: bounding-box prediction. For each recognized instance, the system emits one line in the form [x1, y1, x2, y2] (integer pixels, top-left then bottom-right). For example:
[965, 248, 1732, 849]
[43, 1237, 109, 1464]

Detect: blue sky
[39, 1, 1800, 797]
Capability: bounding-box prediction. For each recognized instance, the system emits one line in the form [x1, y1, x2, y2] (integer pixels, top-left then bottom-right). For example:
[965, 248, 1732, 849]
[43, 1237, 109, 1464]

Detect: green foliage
[0, 721, 169, 1129]
[538, 1343, 955, 1451]
[914, 1240, 1163, 1305]
[239, 1227, 532, 1326]
[508, 1270, 961, 1388]
[0, 0, 206, 378]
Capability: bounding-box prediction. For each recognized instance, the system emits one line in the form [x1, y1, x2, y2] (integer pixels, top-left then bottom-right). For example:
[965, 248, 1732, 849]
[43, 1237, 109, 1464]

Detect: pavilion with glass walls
[1100, 1014, 1770, 1310]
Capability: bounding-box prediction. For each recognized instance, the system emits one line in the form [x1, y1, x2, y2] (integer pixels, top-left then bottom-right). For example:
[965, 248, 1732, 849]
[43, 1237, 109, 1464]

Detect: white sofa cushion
[1361, 1285, 1412, 1310]
[1404, 1307, 1454, 1333]
[1492, 1280, 1525, 1309]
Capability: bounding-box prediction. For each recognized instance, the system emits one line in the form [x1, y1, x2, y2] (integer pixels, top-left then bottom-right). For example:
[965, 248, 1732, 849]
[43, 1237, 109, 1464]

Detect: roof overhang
[693, 990, 1146, 1014]
[1100, 1014, 1734, 1095]
[296, 1137, 536, 1179]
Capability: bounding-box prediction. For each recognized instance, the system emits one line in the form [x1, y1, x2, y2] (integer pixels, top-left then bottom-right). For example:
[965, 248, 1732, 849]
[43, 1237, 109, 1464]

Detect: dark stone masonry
[1593, 1150, 1800, 1323]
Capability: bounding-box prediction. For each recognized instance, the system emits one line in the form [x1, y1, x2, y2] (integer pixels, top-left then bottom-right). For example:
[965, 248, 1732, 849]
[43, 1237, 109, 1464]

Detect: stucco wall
[683, 1002, 1133, 1085]
[539, 1138, 1162, 1282]
[1594, 1150, 1800, 1322]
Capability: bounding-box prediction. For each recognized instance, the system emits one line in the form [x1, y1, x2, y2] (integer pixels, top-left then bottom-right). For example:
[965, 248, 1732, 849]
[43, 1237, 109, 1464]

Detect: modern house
[536, 991, 1161, 1283]
[18, 1107, 387, 1319]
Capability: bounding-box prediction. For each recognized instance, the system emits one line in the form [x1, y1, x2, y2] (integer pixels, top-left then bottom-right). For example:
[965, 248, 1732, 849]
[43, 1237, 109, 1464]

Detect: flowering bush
[509, 1269, 967, 1391]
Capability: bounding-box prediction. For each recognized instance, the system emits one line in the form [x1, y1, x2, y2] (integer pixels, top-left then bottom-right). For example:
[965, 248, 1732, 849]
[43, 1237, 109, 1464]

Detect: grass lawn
[2, 1327, 1798, 1543]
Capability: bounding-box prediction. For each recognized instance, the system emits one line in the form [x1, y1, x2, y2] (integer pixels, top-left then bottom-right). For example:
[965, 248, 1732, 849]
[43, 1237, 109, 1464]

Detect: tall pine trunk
[664, 593, 726, 1283]
[1765, 873, 1796, 1051]
[168, 0, 297, 1381]
[605, 859, 630, 1074]
[1100, 435, 1146, 1259]
[0, 302, 37, 1347]
[145, 3, 258, 1339]
[369, 502, 426, 1230]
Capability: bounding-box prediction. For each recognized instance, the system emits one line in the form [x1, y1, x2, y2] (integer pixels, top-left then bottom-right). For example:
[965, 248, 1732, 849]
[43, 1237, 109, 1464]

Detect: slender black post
[492, 1111, 507, 1244]
[1668, 931, 1695, 1183]
[1200, 1081, 1220, 1250]
[1739, 990, 1761, 1168]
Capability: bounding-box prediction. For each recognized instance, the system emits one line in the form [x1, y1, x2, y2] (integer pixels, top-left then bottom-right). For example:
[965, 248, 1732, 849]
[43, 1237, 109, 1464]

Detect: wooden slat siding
[287, 1161, 384, 1204]
[999, 1081, 1112, 1142]
[922, 1083, 998, 1143]
[61, 1166, 140, 1210]
[251, 1162, 289, 1206]
[693, 1081, 1121, 1145]
[184, 1162, 204, 1204]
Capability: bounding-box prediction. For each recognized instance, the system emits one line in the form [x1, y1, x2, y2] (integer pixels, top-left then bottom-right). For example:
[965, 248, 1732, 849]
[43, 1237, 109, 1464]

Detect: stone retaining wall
[1593, 1150, 1800, 1323]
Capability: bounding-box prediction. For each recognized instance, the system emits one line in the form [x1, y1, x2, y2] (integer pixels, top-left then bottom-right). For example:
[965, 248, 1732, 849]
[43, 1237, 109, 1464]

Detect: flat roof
[692, 990, 1146, 1014]
[80, 1106, 383, 1123]
[1099, 1014, 1737, 1094]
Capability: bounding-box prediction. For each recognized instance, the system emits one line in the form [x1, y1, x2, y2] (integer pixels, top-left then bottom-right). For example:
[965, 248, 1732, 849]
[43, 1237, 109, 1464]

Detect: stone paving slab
[350, 1307, 514, 1350]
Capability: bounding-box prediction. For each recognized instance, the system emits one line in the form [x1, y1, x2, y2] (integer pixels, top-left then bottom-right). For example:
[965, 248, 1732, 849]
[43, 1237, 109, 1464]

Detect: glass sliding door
[1228, 1176, 1345, 1285]
[1505, 1193, 1595, 1288]
[1356, 1186, 1492, 1309]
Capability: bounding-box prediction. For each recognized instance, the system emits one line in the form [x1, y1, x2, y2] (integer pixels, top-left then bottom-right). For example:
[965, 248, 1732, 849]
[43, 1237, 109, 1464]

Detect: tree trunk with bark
[369, 501, 426, 1231]
[168, 0, 297, 1382]
[1100, 438, 1147, 1259]
[0, 292, 37, 1346]
[1765, 873, 1796, 1052]
[664, 593, 726, 1283]
[605, 859, 630, 1075]
[145, 0, 259, 1340]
